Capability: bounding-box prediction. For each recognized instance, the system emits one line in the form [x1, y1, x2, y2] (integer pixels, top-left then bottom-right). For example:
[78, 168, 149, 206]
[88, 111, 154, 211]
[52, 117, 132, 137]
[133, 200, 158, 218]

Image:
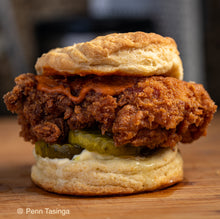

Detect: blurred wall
[204, 0, 220, 109]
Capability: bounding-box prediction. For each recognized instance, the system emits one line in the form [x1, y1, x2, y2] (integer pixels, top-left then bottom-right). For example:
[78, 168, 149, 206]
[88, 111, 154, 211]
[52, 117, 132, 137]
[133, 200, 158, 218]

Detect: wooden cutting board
[0, 115, 220, 219]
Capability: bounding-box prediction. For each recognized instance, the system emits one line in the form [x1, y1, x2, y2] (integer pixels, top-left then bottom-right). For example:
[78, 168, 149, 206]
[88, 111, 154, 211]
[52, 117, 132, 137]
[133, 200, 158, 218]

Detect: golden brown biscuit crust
[35, 32, 183, 79]
[31, 147, 183, 196]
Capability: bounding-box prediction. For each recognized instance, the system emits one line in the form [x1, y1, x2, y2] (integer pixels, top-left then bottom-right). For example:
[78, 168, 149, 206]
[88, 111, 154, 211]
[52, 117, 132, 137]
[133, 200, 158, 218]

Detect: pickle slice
[68, 130, 142, 156]
[35, 141, 83, 159]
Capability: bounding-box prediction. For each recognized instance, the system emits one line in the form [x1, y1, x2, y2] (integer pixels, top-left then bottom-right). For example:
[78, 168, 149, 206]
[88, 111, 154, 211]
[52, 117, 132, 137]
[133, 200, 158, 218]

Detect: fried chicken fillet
[4, 73, 216, 149]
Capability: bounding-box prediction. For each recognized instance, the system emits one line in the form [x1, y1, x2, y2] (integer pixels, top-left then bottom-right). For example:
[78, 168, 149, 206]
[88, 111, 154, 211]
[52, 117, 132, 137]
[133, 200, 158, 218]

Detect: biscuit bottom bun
[31, 147, 183, 196]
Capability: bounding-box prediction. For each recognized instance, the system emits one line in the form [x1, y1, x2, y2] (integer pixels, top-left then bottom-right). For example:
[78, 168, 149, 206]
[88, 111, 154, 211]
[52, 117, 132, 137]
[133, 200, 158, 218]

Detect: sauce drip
[35, 75, 136, 104]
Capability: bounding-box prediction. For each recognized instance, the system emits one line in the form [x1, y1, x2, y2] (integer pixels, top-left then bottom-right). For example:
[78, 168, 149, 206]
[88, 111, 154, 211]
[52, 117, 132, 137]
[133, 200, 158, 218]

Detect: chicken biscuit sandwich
[4, 32, 217, 195]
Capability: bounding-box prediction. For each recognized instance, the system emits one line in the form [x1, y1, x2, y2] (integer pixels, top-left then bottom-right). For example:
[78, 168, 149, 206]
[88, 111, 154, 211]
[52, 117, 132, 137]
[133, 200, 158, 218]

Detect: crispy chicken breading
[4, 73, 217, 149]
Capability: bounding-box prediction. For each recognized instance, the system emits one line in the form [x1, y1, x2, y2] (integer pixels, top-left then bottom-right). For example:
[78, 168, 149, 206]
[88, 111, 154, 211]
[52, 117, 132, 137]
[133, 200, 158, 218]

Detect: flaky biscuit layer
[31, 147, 183, 196]
[35, 32, 183, 79]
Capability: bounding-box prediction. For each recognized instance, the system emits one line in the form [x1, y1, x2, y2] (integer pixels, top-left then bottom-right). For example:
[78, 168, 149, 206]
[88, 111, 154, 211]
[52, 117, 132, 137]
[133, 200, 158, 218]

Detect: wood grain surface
[0, 114, 220, 219]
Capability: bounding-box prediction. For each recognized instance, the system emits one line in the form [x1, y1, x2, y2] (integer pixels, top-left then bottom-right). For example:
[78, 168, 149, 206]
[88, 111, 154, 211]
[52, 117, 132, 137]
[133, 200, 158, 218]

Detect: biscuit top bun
[35, 32, 183, 80]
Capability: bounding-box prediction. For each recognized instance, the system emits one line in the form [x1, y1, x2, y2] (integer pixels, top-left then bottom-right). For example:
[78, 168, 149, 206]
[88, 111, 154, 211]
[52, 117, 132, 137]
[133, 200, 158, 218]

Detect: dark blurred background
[0, 0, 219, 115]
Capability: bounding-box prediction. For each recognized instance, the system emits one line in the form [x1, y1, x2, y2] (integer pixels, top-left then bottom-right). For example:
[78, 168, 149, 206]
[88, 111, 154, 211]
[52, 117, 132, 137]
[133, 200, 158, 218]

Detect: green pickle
[68, 130, 142, 156]
[35, 130, 146, 159]
[35, 141, 83, 159]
